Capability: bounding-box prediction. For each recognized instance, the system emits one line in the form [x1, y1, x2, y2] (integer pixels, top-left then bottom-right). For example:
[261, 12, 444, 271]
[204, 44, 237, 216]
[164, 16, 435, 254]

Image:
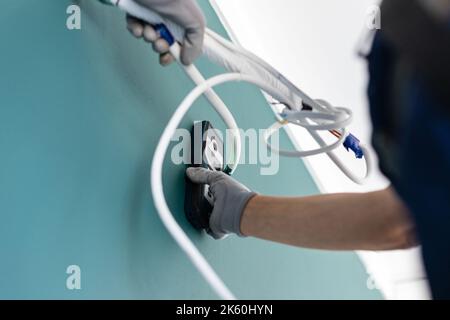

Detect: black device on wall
[184, 121, 224, 231]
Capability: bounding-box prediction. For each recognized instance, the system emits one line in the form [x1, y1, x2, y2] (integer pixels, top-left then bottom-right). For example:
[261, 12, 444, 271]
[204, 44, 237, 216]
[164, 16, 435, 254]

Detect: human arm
[241, 187, 417, 251]
[186, 168, 417, 251]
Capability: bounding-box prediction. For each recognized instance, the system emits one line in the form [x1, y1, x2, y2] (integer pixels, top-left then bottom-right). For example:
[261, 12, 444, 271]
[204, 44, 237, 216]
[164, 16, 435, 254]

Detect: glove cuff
[233, 192, 258, 237]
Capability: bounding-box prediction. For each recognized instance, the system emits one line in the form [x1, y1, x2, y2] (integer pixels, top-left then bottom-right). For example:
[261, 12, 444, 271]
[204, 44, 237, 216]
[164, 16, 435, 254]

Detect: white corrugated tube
[111, 0, 373, 299]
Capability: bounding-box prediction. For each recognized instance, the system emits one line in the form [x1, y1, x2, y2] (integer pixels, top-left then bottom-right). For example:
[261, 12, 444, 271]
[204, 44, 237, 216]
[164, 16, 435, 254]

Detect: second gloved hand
[127, 0, 206, 66]
[186, 167, 258, 239]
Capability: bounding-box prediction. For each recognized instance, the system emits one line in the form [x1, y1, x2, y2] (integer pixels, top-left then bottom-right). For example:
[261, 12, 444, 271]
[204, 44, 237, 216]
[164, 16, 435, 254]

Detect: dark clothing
[367, 0, 450, 299]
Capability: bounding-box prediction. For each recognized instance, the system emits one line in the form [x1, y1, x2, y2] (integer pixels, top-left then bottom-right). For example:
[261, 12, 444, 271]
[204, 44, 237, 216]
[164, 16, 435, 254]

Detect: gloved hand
[186, 167, 258, 239]
[126, 0, 206, 66]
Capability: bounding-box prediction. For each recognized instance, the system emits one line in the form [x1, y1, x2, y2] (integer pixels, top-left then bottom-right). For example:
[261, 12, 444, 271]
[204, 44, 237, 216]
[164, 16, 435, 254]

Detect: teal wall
[0, 0, 380, 299]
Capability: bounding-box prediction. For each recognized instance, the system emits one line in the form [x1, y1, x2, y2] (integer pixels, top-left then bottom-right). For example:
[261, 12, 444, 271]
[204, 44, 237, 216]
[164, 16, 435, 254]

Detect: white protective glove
[186, 167, 258, 239]
[126, 0, 206, 66]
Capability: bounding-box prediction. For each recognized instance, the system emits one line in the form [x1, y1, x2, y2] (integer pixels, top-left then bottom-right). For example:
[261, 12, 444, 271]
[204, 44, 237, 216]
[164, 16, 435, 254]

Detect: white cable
[201, 29, 373, 184]
[169, 44, 241, 173]
[263, 122, 348, 158]
[151, 72, 293, 300]
[112, 0, 374, 300]
[115, 0, 371, 181]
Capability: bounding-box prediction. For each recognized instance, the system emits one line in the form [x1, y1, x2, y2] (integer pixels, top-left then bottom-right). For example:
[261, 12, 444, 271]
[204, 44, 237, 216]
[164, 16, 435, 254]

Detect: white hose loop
[151, 72, 294, 300]
[116, 0, 374, 300]
[169, 44, 242, 173]
[280, 108, 353, 131]
[263, 122, 348, 158]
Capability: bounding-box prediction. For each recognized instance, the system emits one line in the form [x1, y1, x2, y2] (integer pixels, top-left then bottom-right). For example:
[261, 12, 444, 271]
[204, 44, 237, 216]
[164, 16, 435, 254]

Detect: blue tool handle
[154, 23, 175, 46]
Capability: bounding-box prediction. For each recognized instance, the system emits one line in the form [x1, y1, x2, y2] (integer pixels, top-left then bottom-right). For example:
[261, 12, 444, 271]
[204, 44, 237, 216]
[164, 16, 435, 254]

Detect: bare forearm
[241, 188, 417, 251]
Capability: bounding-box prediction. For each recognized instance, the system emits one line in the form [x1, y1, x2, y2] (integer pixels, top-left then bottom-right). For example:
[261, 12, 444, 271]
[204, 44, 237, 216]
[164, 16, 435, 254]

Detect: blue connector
[343, 134, 364, 159]
[154, 23, 175, 46]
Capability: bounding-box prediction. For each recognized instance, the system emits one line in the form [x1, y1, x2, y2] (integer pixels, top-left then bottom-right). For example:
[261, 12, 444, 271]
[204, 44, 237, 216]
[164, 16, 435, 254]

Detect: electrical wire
[106, 0, 373, 300]
[151, 72, 296, 300]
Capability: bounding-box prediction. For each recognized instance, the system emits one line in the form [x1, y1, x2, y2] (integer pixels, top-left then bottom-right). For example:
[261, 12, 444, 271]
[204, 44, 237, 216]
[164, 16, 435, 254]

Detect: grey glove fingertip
[186, 167, 206, 183]
[143, 25, 158, 42]
[186, 167, 217, 184]
[153, 38, 170, 54]
[159, 53, 175, 66]
[126, 15, 144, 38]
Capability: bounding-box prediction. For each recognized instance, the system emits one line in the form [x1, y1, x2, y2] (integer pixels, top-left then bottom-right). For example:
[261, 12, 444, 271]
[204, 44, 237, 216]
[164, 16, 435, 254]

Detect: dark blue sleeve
[367, 33, 450, 299]
[397, 78, 450, 299]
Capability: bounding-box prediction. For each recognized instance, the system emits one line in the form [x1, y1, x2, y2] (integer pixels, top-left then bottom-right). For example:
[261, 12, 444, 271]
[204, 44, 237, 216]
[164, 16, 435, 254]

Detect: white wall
[210, 0, 430, 299]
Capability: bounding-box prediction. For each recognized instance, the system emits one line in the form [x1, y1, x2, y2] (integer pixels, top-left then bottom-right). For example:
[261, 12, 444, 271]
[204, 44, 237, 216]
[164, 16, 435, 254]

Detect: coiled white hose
[109, 0, 373, 299]
[151, 71, 295, 300]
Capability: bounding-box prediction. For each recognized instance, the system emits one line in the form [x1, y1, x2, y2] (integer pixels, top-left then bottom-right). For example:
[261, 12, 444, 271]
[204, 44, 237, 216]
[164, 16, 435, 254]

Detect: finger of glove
[136, 0, 206, 65]
[186, 167, 223, 185]
[126, 14, 144, 38]
[159, 52, 175, 66]
[208, 204, 228, 240]
[152, 38, 170, 54]
[142, 24, 158, 43]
